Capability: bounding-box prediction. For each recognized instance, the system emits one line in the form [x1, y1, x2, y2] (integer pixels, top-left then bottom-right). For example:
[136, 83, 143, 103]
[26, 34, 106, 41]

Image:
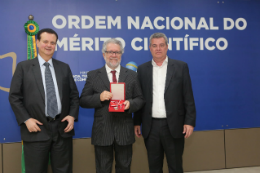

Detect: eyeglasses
[105, 51, 122, 55]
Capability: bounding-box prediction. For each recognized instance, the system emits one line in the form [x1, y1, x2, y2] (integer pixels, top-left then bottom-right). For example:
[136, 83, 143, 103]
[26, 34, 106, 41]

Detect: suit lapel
[146, 62, 153, 98]
[165, 58, 175, 93]
[52, 59, 63, 101]
[32, 57, 45, 102]
[118, 66, 128, 83]
[98, 66, 110, 90]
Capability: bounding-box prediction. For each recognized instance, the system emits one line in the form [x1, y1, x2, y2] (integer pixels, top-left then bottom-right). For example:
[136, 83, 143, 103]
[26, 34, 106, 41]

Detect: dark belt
[152, 117, 167, 120]
[46, 114, 61, 122]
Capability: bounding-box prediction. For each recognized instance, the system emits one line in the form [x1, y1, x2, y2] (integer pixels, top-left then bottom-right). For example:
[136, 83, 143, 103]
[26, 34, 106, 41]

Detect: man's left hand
[124, 100, 130, 110]
[183, 125, 194, 138]
[62, 115, 75, 133]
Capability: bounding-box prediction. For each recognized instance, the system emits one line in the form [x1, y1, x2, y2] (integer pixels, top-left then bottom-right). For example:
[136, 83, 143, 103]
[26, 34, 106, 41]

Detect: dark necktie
[44, 62, 58, 118]
[111, 70, 117, 83]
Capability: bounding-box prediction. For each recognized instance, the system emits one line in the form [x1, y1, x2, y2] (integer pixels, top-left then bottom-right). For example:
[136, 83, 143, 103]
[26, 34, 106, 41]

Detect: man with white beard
[79, 38, 144, 173]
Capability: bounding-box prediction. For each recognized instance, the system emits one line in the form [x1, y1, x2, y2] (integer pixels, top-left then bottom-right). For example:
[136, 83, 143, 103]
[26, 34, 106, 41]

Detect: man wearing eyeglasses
[134, 33, 196, 173]
[80, 38, 144, 173]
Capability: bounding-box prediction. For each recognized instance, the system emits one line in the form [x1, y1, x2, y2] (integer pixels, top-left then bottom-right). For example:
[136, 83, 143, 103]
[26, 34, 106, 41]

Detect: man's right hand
[25, 118, 43, 133]
[100, 90, 113, 101]
[134, 125, 142, 138]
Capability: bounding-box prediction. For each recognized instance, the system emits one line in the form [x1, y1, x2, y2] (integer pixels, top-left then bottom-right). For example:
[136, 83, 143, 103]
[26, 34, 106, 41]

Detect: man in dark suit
[134, 33, 196, 173]
[80, 38, 144, 173]
[9, 28, 79, 173]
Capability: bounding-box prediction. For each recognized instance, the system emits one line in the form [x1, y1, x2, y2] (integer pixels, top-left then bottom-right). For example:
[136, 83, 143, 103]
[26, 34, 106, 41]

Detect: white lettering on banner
[131, 37, 143, 51]
[224, 18, 234, 30]
[204, 38, 215, 50]
[52, 15, 121, 29]
[235, 18, 247, 30]
[172, 38, 183, 50]
[82, 38, 94, 51]
[184, 34, 189, 50]
[56, 36, 227, 51]
[166, 17, 170, 30]
[216, 38, 228, 50]
[73, 71, 89, 82]
[131, 37, 149, 51]
[70, 34, 81, 51]
[185, 17, 196, 30]
[56, 36, 125, 51]
[223, 18, 247, 30]
[52, 15, 247, 31]
[210, 18, 219, 30]
[189, 37, 199, 50]
[107, 16, 121, 29]
[56, 38, 68, 51]
[144, 37, 149, 50]
[171, 17, 183, 30]
[68, 15, 80, 29]
[52, 15, 67, 29]
[200, 38, 204, 50]
[95, 16, 106, 29]
[82, 16, 94, 29]
[184, 17, 218, 30]
[95, 38, 99, 51]
[167, 37, 172, 50]
[154, 16, 165, 30]
[197, 17, 209, 30]
[127, 16, 221, 30]
[115, 38, 126, 48]
[132, 36, 228, 51]
[100, 37, 111, 44]
[141, 16, 154, 29]
[51, 15, 245, 51]
[127, 16, 140, 29]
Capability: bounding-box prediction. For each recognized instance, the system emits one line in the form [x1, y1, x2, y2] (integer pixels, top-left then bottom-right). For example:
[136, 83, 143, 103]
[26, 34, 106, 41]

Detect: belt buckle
[47, 116, 55, 122]
[47, 114, 60, 122]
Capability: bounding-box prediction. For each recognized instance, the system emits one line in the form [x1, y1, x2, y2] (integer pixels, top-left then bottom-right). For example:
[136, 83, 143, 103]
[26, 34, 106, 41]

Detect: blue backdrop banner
[0, 0, 260, 143]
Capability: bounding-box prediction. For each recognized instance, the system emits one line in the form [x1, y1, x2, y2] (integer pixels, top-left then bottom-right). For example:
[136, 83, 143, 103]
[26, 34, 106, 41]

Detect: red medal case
[109, 82, 125, 112]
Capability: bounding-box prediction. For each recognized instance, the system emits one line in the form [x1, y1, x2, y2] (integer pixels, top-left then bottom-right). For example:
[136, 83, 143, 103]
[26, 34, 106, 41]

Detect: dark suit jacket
[134, 58, 196, 139]
[9, 57, 79, 142]
[80, 66, 144, 146]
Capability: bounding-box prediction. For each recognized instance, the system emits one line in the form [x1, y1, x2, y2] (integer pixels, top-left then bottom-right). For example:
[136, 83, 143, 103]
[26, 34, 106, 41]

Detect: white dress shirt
[38, 55, 62, 116]
[105, 64, 121, 83]
[152, 56, 168, 118]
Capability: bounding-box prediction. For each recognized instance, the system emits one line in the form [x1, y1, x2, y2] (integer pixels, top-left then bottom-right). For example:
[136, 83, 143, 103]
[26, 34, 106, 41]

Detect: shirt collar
[152, 56, 168, 67]
[38, 54, 53, 67]
[105, 64, 121, 74]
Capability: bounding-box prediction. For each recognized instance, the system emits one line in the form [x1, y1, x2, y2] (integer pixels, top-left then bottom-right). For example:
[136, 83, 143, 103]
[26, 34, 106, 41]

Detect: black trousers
[144, 118, 184, 173]
[94, 142, 132, 173]
[24, 119, 72, 173]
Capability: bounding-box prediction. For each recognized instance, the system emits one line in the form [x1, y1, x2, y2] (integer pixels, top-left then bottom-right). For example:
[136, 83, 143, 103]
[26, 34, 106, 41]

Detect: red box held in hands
[109, 82, 125, 112]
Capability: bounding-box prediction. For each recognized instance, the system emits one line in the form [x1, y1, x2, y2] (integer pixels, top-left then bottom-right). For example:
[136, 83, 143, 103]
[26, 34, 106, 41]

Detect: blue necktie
[44, 62, 58, 118]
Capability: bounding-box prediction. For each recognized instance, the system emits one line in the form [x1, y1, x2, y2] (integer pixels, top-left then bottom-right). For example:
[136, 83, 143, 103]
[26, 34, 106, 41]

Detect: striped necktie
[111, 70, 117, 82]
[44, 62, 58, 118]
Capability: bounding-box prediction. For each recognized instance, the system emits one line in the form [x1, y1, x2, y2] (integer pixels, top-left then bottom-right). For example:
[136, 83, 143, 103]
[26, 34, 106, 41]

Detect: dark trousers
[144, 118, 184, 173]
[94, 142, 132, 173]
[24, 119, 73, 173]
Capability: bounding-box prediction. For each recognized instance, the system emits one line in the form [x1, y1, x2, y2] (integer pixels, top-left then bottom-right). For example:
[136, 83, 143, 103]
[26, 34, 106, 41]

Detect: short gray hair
[149, 33, 168, 46]
[102, 38, 124, 54]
